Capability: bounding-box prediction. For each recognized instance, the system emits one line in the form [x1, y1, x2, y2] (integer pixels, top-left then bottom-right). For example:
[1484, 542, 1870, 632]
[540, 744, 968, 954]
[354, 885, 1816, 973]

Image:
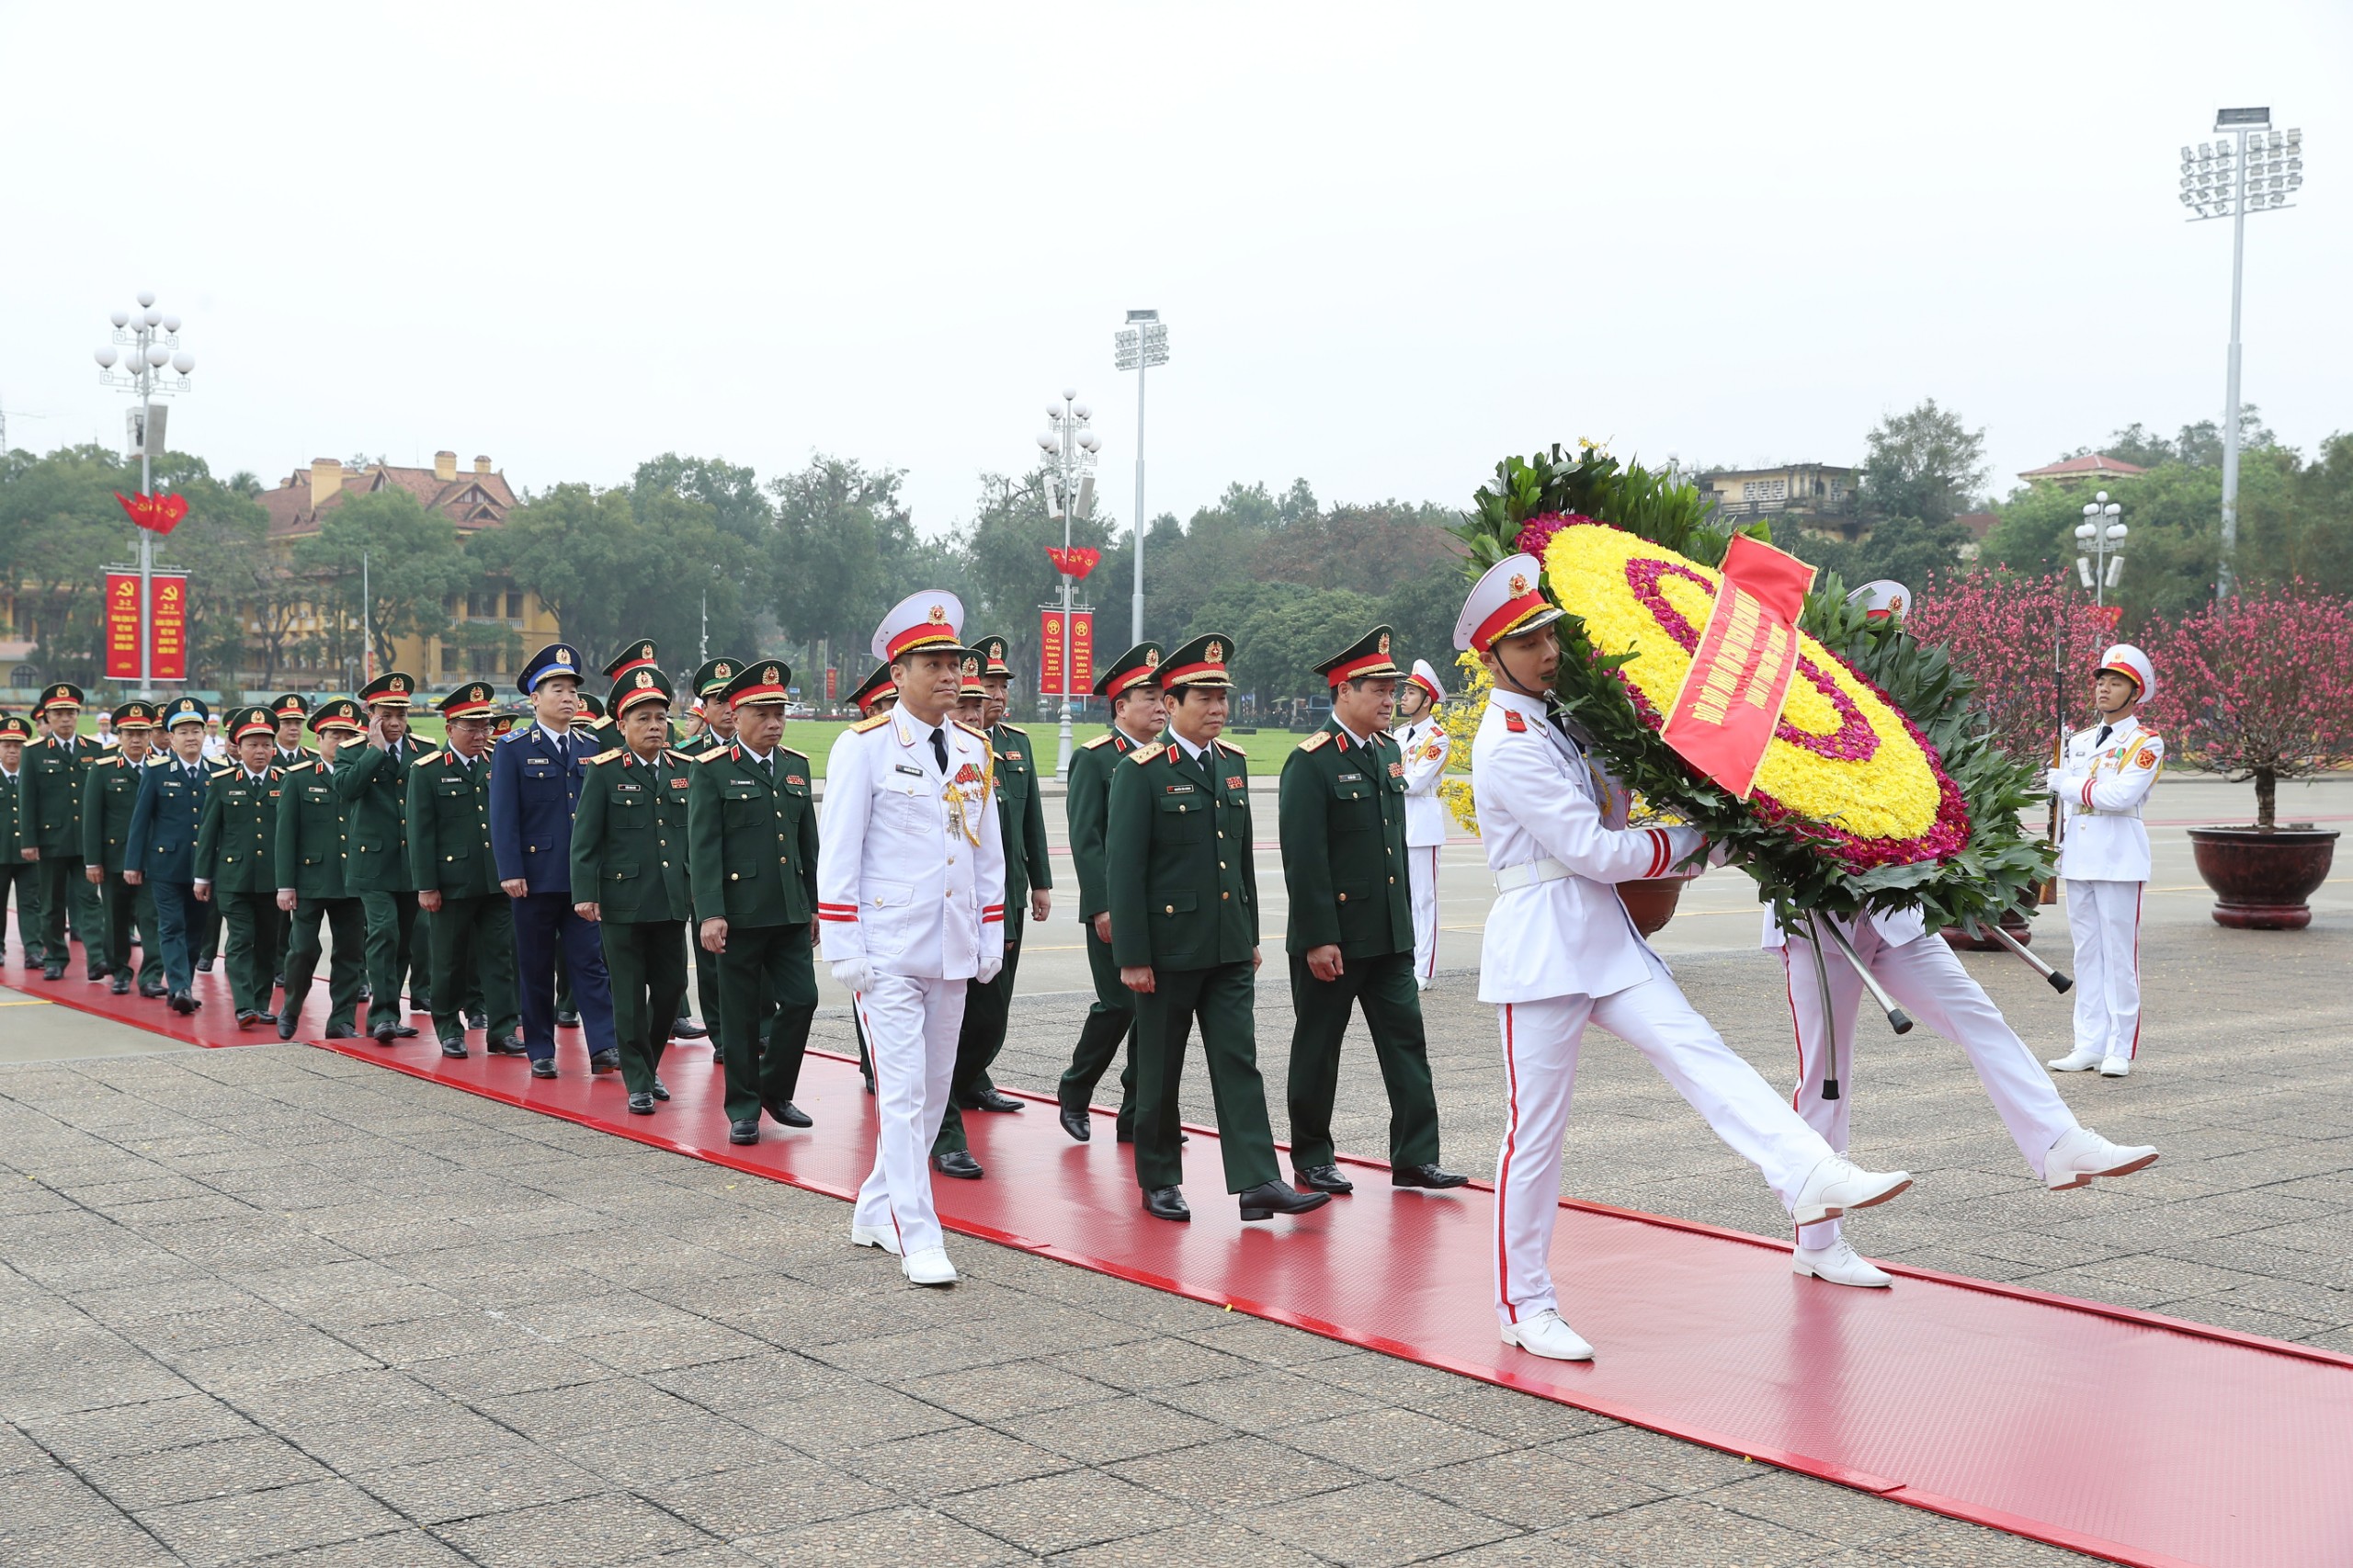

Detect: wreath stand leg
[1797, 910, 1842, 1103]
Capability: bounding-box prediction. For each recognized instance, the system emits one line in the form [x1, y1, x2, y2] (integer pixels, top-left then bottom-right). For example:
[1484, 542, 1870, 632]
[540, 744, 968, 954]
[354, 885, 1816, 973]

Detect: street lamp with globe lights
[1039, 389, 1100, 779]
[93, 291, 195, 696]
[2075, 493, 2127, 607]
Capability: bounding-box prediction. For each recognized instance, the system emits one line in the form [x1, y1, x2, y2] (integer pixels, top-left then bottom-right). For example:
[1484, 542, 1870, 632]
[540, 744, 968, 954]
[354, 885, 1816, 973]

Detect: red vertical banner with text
[1068, 609, 1094, 696]
[104, 573, 142, 679]
[824, 667, 838, 701]
[1659, 535, 1813, 799]
[149, 573, 188, 681]
[1039, 608, 1065, 696]
[1039, 608, 1096, 697]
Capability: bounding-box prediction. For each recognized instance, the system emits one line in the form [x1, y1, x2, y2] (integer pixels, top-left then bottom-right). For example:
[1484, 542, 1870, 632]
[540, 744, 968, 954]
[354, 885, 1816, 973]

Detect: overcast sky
[3, 2, 2347, 540]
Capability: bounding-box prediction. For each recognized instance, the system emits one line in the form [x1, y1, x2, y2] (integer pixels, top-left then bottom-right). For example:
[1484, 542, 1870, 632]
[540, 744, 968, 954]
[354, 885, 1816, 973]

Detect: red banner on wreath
[1039, 608, 1096, 697]
[1660, 534, 1813, 800]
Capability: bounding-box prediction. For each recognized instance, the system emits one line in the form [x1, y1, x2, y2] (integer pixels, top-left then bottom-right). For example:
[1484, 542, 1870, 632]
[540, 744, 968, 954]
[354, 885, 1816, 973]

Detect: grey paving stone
[1404, 1441, 1668, 1528]
[894, 1359, 1122, 1423]
[936, 1465, 1199, 1554]
[350, 1449, 611, 1527]
[733, 1504, 1025, 1567]
[84, 1434, 334, 1509]
[136, 1476, 405, 1566]
[0, 1515, 187, 1568]
[434, 1494, 713, 1567]
[1152, 1367, 1386, 1434]
[476, 1377, 704, 1440]
[1239, 1477, 1516, 1565]
[835, 1423, 1073, 1497]
[1564, 1494, 1845, 1564]
[1107, 1433, 1360, 1509]
[552, 1412, 790, 1488]
[645, 1453, 895, 1534]
[1278, 1405, 1513, 1477]
[996, 1392, 1232, 1466]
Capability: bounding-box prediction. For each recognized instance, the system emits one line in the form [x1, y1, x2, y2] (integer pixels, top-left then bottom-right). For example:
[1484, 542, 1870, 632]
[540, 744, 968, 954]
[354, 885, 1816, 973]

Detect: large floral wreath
[1454, 444, 2050, 931]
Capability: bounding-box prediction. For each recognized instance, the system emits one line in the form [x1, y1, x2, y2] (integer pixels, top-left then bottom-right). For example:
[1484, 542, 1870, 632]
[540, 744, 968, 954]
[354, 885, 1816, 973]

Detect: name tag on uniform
[616, 780, 642, 792]
[1337, 773, 1363, 783]
[1165, 783, 1196, 794]
[894, 764, 923, 778]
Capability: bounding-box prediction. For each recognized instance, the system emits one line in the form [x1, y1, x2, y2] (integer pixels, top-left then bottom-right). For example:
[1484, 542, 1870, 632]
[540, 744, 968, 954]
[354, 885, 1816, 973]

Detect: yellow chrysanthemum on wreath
[1538, 523, 1968, 866]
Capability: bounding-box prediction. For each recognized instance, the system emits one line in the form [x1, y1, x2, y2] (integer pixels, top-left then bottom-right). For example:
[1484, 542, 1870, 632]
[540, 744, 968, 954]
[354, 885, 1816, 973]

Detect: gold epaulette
[779, 745, 809, 766]
[699, 745, 737, 764]
[585, 747, 623, 766]
[1082, 733, 1115, 750]
[664, 747, 693, 764]
[1297, 732, 1330, 753]
[209, 767, 236, 779]
[282, 760, 313, 776]
[998, 722, 1029, 736]
[1215, 737, 1246, 757]
[1129, 743, 1166, 766]
[851, 712, 892, 733]
[952, 718, 989, 742]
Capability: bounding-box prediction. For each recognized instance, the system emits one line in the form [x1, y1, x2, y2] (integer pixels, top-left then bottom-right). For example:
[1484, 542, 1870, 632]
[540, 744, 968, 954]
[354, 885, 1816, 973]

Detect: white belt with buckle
[1495, 858, 1572, 892]
[2073, 805, 2143, 818]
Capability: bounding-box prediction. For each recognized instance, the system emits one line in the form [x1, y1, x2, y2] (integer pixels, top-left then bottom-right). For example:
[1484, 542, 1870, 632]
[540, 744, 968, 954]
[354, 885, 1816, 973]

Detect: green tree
[1782, 514, 1972, 597]
[0, 443, 139, 682]
[149, 453, 270, 691]
[768, 456, 925, 670]
[1186, 580, 1380, 712]
[1859, 399, 1987, 525]
[291, 489, 473, 676]
[470, 483, 646, 660]
[961, 468, 1119, 696]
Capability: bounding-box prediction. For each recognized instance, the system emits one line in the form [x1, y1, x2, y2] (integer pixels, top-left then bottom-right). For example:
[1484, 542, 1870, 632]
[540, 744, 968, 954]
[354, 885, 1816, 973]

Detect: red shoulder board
[1502, 710, 1528, 733]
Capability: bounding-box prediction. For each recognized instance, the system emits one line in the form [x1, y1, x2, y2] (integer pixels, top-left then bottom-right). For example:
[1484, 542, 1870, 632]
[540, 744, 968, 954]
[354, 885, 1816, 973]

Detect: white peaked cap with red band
[2097, 643, 2156, 703]
[872, 590, 966, 663]
[1408, 658, 1447, 703]
[1847, 579, 1913, 620]
[1453, 551, 1565, 653]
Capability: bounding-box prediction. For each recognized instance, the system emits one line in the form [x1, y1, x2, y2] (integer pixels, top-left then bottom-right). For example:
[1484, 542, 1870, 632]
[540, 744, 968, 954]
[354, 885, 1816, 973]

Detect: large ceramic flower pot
[1616, 876, 1693, 937]
[2187, 826, 2338, 930]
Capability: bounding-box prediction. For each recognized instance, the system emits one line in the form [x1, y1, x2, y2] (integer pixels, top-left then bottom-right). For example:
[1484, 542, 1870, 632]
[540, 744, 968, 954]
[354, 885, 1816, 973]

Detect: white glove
[829, 958, 871, 994]
[2045, 767, 2069, 795]
[1707, 839, 1733, 869]
[977, 958, 1004, 985]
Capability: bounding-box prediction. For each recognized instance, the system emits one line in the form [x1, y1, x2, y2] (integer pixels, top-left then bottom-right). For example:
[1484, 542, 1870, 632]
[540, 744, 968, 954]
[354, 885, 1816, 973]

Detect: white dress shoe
[849, 1223, 901, 1256]
[1499, 1309, 1594, 1361]
[2099, 1055, 2132, 1078]
[2044, 1127, 2159, 1190]
[1791, 1238, 1892, 1288]
[2047, 1046, 2104, 1072]
[1791, 1155, 1913, 1228]
[902, 1246, 959, 1287]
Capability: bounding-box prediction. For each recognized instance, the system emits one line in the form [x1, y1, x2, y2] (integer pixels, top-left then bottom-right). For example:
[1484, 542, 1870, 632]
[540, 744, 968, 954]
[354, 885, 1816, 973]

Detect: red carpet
[8, 936, 2352, 1568]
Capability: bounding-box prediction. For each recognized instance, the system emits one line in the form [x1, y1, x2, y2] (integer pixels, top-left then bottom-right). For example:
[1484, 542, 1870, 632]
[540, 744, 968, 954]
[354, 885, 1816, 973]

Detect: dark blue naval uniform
[489, 721, 617, 1062]
[125, 755, 210, 998]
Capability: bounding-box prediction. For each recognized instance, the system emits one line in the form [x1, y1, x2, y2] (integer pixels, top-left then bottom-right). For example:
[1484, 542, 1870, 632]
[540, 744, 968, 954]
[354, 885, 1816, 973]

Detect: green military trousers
[1284, 949, 1442, 1172]
[1058, 923, 1140, 1137]
[2, 860, 42, 966]
[715, 924, 817, 1124]
[935, 912, 1021, 1156]
[1130, 960, 1279, 1194]
[37, 857, 105, 977]
[282, 896, 366, 1030]
[96, 874, 163, 992]
[214, 889, 278, 1014]
[358, 891, 419, 1030]
[426, 893, 519, 1047]
[601, 918, 688, 1096]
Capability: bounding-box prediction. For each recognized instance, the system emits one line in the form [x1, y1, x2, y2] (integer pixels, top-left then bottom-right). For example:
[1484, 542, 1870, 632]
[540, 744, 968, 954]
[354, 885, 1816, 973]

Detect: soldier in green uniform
[407, 683, 522, 1058]
[842, 663, 896, 1096]
[1279, 626, 1466, 1195]
[0, 714, 39, 963]
[263, 693, 316, 996]
[274, 700, 366, 1040]
[1106, 634, 1329, 1227]
[82, 702, 165, 997]
[689, 660, 822, 1145]
[23, 683, 109, 981]
[929, 633, 1051, 1178]
[574, 664, 693, 1113]
[194, 708, 286, 1028]
[667, 655, 742, 1040]
[336, 672, 429, 1043]
[1055, 643, 1160, 1142]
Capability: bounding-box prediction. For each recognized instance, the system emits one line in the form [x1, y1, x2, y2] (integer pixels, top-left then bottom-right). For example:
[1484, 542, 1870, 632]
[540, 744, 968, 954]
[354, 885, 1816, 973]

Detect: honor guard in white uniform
[1458, 553, 1915, 1362]
[819, 592, 1006, 1288]
[1392, 658, 1449, 988]
[2046, 644, 2164, 1078]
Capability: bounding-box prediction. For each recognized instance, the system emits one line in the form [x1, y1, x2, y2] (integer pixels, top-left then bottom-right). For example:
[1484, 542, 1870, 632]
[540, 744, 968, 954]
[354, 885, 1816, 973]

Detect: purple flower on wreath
[1516, 513, 1599, 558]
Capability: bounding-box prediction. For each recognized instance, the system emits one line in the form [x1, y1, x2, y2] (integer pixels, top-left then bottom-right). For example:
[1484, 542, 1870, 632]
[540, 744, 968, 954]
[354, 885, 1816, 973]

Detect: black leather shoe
[1115, 1125, 1135, 1144]
[409, 994, 432, 1015]
[588, 1049, 620, 1074]
[1239, 1181, 1332, 1221]
[728, 1117, 759, 1145]
[672, 1017, 708, 1040]
[236, 1009, 261, 1030]
[357, 983, 371, 1001]
[439, 1036, 468, 1058]
[529, 1058, 558, 1079]
[271, 972, 285, 992]
[1392, 1162, 1471, 1189]
[1059, 1104, 1091, 1142]
[464, 1010, 487, 1031]
[555, 1009, 581, 1028]
[486, 1035, 528, 1055]
[1295, 1165, 1356, 1195]
[255, 1011, 277, 1027]
[41, 963, 65, 982]
[197, 957, 213, 973]
[627, 1092, 655, 1115]
[169, 991, 197, 1015]
[324, 1022, 358, 1040]
[1142, 1187, 1191, 1222]
[765, 1100, 813, 1129]
[931, 1150, 984, 1180]
[109, 976, 131, 995]
[277, 1013, 298, 1041]
[971, 1088, 1024, 1114]
[650, 1078, 670, 1102]
[371, 1021, 397, 1043]
[391, 1025, 418, 1039]
[140, 980, 165, 999]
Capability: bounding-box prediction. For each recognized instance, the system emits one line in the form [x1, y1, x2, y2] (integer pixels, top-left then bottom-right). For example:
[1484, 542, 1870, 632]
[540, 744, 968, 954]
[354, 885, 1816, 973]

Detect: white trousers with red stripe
[852, 972, 969, 1257]
[1492, 956, 1836, 1332]
[2066, 880, 2144, 1062]
[1408, 846, 1439, 983]
[1779, 924, 2077, 1252]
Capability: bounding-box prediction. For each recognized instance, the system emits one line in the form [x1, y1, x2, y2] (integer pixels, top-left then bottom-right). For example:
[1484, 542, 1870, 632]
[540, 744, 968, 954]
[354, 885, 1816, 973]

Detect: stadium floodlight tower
[1114, 311, 1168, 645]
[2179, 108, 2302, 599]
[93, 291, 196, 696]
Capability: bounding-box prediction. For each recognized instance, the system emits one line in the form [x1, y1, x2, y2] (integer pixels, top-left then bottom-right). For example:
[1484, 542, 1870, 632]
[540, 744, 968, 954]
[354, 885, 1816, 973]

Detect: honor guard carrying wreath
[2047, 644, 2164, 1078]
[1458, 554, 1914, 1361]
[577, 660, 699, 1115]
[124, 699, 213, 1013]
[1392, 658, 1449, 988]
[274, 700, 368, 1040]
[492, 642, 622, 1079]
[408, 685, 523, 1059]
[336, 673, 432, 1041]
[1053, 642, 1158, 1142]
[820, 592, 1005, 1287]
[23, 683, 108, 982]
[688, 658, 822, 1142]
[930, 631, 1051, 1180]
[82, 702, 165, 997]
[193, 708, 287, 1030]
[1279, 626, 1466, 1197]
[1107, 633, 1330, 1227]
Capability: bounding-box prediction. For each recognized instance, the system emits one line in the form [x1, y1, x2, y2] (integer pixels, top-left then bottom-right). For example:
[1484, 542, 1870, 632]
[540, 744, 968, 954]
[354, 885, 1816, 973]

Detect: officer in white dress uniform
[1459, 553, 1914, 1362]
[2046, 644, 2165, 1078]
[1392, 659, 1449, 988]
[820, 592, 1006, 1288]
